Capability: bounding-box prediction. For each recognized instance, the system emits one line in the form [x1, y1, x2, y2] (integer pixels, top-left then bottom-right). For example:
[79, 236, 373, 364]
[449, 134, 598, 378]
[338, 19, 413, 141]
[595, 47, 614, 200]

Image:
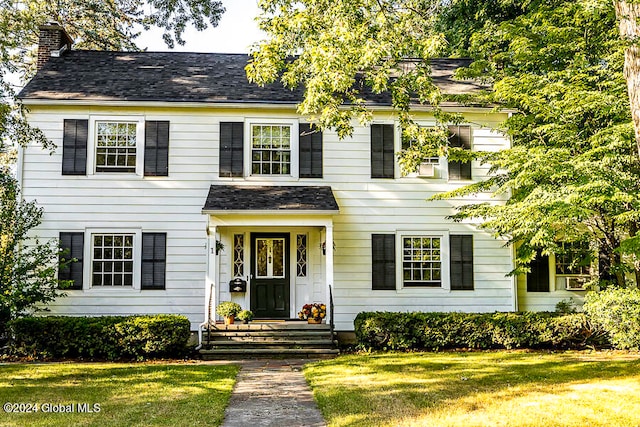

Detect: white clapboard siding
[21, 104, 527, 332]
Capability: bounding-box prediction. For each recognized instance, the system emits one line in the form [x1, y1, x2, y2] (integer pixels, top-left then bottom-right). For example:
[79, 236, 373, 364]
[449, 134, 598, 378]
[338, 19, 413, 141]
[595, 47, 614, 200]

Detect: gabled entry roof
[202, 185, 339, 214]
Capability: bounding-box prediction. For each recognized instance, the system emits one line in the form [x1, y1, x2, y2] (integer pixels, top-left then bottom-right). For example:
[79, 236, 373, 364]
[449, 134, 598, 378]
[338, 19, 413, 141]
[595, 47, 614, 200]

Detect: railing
[329, 284, 335, 338]
[206, 282, 214, 344]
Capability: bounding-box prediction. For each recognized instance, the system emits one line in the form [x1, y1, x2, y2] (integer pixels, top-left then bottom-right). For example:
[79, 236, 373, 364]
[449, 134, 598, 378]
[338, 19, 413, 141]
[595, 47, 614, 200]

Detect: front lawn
[304, 351, 640, 427]
[0, 362, 238, 427]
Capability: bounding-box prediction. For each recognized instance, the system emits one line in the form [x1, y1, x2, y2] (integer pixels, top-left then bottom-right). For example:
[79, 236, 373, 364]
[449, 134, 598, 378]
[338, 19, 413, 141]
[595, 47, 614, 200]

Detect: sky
[136, 0, 265, 53]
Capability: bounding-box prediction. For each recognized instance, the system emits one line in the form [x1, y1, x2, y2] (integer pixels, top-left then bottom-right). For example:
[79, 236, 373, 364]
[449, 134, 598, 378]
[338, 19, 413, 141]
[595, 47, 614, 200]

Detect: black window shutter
[372, 234, 396, 290]
[142, 233, 167, 290]
[450, 235, 474, 290]
[62, 119, 88, 175]
[448, 125, 471, 180]
[299, 123, 323, 178]
[59, 232, 84, 290]
[220, 122, 244, 177]
[144, 121, 170, 176]
[527, 251, 550, 292]
[371, 124, 395, 178]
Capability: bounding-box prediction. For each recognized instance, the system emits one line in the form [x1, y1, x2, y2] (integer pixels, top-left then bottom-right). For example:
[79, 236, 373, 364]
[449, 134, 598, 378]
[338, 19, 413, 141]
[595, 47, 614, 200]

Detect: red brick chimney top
[37, 22, 74, 71]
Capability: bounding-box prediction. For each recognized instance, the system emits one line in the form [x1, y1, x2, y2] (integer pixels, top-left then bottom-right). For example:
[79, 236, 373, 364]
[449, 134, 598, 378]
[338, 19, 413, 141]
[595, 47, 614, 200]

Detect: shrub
[9, 314, 191, 360]
[354, 311, 608, 351]
[584, 288, 640, 350]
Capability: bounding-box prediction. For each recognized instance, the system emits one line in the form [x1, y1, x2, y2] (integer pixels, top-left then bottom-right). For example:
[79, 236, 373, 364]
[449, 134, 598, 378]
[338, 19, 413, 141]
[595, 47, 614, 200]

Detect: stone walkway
[221, 359, 326, 427]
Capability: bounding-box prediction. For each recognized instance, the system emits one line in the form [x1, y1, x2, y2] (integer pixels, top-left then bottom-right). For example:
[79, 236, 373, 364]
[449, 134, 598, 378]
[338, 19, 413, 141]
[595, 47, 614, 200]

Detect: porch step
[199, 321, 339, 359]
[199, 348, 339, 360]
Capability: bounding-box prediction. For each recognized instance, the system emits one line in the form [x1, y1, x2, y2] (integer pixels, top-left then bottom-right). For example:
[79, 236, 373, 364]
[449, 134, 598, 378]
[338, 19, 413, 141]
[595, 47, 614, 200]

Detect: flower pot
[224, 315, 235, 325]
[242, 319, 249, 324]
[307, 318, 322, 324]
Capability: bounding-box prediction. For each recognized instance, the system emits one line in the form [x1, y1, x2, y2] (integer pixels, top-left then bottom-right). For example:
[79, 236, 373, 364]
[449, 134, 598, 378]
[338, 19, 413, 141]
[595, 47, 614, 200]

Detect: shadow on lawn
[306, 351, 640, 426]
[0, 364, 239, 427]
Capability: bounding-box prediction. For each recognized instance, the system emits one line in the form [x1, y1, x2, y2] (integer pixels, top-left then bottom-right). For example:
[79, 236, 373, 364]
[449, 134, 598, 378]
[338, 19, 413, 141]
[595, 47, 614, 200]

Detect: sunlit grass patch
[0, 362, 239, 427]
[305, 351, 640, 427]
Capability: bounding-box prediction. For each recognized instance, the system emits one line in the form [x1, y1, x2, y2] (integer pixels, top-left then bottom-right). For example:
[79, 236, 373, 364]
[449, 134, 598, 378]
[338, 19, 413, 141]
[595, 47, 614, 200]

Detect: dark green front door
[250, 233, 290, 318]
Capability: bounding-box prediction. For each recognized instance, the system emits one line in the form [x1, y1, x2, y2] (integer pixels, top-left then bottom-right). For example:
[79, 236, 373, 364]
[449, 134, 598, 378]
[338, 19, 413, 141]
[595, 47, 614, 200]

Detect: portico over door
[250, 233, 290, 318]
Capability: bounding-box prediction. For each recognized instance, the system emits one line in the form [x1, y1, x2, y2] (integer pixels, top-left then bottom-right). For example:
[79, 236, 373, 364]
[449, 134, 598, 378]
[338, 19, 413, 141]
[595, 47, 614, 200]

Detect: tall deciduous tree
[248, 0, 640, 286]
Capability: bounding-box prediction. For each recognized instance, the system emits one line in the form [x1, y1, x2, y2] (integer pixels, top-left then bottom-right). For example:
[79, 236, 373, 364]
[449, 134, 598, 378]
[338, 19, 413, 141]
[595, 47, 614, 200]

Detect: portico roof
[202, 185, 339, 215]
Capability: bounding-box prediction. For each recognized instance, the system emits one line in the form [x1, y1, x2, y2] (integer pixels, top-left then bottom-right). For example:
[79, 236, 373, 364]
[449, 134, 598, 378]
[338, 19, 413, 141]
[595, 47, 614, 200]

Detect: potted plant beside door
[216, 301, 242, 325]
[298, 303, 326, 324]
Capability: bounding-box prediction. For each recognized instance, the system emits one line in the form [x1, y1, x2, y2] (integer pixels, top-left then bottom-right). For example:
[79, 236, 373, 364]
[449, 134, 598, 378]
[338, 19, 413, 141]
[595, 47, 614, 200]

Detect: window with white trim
[555, 242, 591, 275]
[91, 234, 134, 286]
[401, 128, 440, 166]
[95, 122, 138, 173]
[402, 236, 442, 287]
[251, 124, 292, 175]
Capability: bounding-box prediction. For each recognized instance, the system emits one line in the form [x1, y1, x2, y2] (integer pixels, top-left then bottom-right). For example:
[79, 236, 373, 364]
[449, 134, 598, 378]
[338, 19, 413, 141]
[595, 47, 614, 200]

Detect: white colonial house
[17, 24, 588, 337]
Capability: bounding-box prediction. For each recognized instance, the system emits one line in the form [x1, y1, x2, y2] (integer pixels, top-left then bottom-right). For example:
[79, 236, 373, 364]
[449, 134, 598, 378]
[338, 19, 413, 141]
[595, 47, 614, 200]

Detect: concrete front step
[204, 331, 331, 340]
[200, 347, 339, 360]
[206, 336, 333, 343]
[207, 339, 337, 348]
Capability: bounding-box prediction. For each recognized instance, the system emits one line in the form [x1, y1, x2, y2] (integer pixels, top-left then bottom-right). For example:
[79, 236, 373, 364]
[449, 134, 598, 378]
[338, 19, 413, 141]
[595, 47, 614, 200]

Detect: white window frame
[82, 228, 142, 292]
[244, 119, 299, 179]
[396, 231, 450, 291]
[397, 122, 443, 179]
[88, 116, 145, 176]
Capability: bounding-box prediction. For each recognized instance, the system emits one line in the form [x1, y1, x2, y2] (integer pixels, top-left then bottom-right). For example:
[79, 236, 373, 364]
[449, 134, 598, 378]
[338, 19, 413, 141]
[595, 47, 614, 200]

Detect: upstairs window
[95, 122, 138, 173]
[555, 242, 591, 275]
[251, 124, 292, 175]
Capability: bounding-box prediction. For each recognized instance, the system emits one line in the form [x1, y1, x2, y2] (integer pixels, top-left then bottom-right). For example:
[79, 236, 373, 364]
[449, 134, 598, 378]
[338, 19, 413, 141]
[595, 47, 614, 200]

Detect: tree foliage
[0, 173, 69, 332]
[249, 0, 640, 286]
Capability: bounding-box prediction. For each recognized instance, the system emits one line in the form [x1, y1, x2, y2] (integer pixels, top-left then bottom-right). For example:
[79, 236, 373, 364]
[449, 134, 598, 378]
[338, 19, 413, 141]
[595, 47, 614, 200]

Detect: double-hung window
[402, 236, 442, 287]
[91, 234, 135, 287]
[251, 124, 292, 175]
[95, 122, 138, 173]
[555, 242, 591, 276]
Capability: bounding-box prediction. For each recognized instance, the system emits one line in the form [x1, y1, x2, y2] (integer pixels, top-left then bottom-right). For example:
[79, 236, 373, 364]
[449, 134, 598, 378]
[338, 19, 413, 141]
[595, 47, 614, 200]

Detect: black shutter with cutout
[448, 125, 472, 180]
[527, 251, 550, 292]
[371, 124, 395, 178]
[372, 234, 396, 290]
[450, 235, 474, 290]
[142, 233, 167, 290]
[220, 122, 244, 177]
[59, 232, 84, 290]
[299, 124, 323, 178]
[62, 119, 88, 175]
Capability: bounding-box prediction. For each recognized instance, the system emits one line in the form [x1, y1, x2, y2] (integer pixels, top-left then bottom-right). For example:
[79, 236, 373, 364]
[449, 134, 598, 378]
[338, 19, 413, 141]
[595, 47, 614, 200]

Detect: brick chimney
[37, 22, 73, 70]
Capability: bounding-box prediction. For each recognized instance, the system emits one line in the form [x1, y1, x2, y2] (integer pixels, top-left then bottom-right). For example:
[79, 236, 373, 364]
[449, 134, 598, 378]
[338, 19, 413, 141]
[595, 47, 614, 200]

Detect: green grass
[304, 351, 640, 427]
[0, 362, 239, 427]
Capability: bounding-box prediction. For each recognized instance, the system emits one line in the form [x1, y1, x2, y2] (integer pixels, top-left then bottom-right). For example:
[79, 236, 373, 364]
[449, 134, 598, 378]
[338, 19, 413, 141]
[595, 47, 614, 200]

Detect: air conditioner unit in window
[565, 276, 587, 291]
[418, 162, 436, 178]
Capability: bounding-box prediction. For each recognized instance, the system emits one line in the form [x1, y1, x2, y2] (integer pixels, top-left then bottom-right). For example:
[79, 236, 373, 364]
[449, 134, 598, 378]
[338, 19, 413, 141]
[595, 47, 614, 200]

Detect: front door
[250, 233, 290, 318]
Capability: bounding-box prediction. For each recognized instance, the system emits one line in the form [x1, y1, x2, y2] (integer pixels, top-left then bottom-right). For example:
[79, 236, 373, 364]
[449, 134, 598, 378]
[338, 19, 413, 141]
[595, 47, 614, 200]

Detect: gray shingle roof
[19, 51, 485, 103]
[202, 185, 339, 212]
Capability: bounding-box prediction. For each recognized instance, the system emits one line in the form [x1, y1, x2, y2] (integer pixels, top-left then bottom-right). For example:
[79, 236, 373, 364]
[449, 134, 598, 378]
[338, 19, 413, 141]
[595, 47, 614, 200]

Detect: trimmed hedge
[9, 314, 191, 360]
[354, 311, 609, 351]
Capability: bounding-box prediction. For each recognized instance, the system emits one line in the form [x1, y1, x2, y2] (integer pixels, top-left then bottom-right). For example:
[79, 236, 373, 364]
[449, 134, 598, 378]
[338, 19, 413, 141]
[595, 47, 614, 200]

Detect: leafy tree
[0, 172, 70, 335]
[1, 0, 225, 157]
[248, 0, 640, 286]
